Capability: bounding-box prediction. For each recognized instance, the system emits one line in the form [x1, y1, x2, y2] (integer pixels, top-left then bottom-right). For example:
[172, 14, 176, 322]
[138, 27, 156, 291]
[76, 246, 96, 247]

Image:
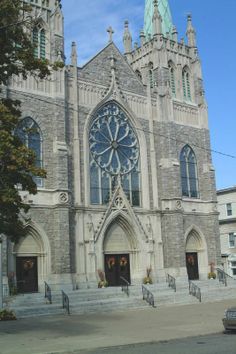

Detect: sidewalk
[0, 298, 235, 354]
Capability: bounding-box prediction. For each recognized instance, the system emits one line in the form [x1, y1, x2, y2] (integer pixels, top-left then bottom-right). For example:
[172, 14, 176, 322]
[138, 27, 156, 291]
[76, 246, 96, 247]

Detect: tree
[0, 0, 61, 241]
[0, 99, 46, 241]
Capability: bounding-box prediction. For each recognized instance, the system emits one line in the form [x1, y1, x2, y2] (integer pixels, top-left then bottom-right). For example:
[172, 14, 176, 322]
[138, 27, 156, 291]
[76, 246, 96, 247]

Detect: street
[75, 333, 236, 354]
[73, 333, 236, 354]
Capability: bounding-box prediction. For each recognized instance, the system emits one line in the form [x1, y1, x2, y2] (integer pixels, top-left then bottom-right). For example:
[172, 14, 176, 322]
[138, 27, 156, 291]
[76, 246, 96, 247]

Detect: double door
[104, 254, 130, 286]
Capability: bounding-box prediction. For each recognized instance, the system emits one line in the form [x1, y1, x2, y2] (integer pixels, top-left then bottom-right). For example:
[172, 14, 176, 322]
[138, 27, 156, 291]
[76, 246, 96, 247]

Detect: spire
[123, 20, 132, 54]
[186, 14, 196, 47]
[144, 0, 173, 39]
[152, 0, 162, 36]
[71, 41, 77, 67]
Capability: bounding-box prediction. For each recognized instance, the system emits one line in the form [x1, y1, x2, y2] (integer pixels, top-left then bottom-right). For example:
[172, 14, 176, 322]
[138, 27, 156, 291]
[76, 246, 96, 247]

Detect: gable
[78, 43, 146, 96]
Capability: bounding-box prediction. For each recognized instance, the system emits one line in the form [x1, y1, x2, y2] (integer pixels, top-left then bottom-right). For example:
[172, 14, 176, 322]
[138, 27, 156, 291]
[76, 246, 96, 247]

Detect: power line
[6, 87, 236, 160]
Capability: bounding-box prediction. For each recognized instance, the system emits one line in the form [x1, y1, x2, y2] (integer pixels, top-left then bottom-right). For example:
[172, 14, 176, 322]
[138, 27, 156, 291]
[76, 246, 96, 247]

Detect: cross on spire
[107, 26, 114, 43]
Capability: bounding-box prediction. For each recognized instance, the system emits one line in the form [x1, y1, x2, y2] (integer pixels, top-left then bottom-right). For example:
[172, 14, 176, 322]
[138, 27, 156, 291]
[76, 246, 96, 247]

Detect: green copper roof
[144, 0, 173, 38]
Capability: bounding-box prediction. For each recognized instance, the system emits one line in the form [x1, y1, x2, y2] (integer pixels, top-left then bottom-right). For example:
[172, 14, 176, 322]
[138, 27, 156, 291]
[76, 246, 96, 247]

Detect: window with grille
[168, 62, 176, 97]
[182, 67, 191, 101]
[229, 233, 235, 248]
[226, 203, 233, 216]
[32, 26, 46, 59]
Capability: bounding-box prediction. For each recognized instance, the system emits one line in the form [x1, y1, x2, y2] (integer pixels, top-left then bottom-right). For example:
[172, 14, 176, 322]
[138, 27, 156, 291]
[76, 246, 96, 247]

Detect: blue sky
[62, 0, 236, 190]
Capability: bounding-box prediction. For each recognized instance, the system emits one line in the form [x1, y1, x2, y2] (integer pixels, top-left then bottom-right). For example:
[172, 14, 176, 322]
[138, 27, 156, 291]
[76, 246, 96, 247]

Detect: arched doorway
[14, 225, 50, 293]
[103, 221, 134, 286]
[185, 228, 207, 280]
[186, 230, 201, 280]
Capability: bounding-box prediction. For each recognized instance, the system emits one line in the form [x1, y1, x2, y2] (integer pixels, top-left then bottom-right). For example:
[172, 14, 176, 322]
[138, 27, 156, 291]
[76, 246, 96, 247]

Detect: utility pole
[0, 235, 3, 309]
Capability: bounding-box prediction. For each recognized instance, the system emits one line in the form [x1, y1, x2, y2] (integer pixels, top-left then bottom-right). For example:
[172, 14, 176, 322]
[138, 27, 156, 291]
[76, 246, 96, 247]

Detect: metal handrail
[120, 276, 130, 297]
[142, 285, 155, 307]
[44, 281, 52, 304]
[189, 281, 201, 302]
[216, 268, 233, 287]
[61, 290, 70, 315]
[166, 274, 176, 292]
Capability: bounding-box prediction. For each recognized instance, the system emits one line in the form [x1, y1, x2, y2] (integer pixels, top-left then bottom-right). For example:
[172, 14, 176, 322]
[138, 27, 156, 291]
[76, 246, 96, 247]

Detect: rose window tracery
[89, 103, 139, 176]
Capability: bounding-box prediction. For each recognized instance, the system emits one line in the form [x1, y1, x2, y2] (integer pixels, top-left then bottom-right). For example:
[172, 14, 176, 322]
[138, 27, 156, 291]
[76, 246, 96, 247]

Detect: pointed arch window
[15, 117, 43, 187]
[168, 62, 176, 97]
[180, 145, 199, 198]
[89, 102, 141, 206]
[182, 67, 191, 101]
[32, 26, 46, 59]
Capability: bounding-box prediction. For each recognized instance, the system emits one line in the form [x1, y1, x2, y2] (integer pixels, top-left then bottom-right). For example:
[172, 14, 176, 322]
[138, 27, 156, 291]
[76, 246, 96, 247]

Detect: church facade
[2, 0, 221, 292]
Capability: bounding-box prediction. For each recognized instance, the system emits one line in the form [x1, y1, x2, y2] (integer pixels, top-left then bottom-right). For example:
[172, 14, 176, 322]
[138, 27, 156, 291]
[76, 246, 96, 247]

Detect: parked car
[223, 307, 236, 331]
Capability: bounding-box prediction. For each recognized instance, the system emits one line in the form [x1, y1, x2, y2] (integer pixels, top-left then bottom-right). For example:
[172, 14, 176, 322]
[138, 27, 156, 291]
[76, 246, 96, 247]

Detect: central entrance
[104, 254, 130, 286]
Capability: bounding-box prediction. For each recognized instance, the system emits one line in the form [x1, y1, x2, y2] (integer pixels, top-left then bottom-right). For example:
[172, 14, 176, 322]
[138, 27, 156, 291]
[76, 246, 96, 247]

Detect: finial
[152, 0, 162, 37]
[107, 26, 114, 43]
[140, 29, 145, 46]
[172, 26, 178, 42]
[186, 13, 196, 47]
[71, 41, 77, 67]
[123, 20, 132, 54]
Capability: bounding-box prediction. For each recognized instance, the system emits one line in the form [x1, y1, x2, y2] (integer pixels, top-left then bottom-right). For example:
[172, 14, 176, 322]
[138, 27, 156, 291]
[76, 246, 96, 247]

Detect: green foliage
[0, 99, 46, 241]
[0, 0, 63, 85]
[0, 0, 65, 241]
[0, 309, 17, 321]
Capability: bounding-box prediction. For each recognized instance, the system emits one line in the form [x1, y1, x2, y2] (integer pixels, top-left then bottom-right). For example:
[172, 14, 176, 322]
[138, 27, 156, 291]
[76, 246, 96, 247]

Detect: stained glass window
[15, 117, 43, 187]
[89, 102, 141, 206]
[180, 145, 199, 198]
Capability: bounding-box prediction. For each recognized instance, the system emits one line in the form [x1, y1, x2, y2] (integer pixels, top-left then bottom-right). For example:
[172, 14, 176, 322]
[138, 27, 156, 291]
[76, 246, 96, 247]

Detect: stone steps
[5, 279, 236, 318]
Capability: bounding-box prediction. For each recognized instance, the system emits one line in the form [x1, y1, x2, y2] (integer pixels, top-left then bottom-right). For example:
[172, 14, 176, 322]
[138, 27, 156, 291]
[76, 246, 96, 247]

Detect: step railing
[120, 276, 130, 297]
[216, 268, 233, 287]
[44, 281, 52, 304]
[61, 290, 70, 314]
[189, 281, 201, 302]
[166, 274, 176, 292]
[142, 285, 155, 307]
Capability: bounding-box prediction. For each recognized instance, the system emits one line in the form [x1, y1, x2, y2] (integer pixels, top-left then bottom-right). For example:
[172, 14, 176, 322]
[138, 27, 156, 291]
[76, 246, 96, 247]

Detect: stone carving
[114, 196, 125, 210]
[176, 200, 182, 210]
[59, 192, 69, 204]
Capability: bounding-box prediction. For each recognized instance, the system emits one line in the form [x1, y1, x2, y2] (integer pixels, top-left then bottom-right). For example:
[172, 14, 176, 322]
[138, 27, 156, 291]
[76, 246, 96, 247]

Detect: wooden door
[104, 254, 130, 286]
[186, 252, 199, 280]
[16, 257, 38, 293]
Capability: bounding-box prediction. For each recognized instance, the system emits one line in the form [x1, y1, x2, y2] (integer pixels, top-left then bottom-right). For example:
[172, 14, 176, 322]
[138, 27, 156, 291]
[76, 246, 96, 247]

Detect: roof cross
[107, 26, 114, 43]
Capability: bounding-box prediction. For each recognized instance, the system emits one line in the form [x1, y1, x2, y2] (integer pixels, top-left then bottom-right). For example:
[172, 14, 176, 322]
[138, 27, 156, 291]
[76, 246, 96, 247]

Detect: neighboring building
[1, 0, 221, 293]
[217, 187, 236, 277]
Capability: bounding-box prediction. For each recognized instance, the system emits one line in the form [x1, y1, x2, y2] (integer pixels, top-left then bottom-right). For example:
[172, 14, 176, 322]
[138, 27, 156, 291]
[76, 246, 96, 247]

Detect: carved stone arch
[33, 17, 49, 32]
[99, 211, 140, 250]
[83, 99, 150, 208]
[168, 59, 176, 69]
[14, 221, 51, 289]
[101, 212, 139, 254]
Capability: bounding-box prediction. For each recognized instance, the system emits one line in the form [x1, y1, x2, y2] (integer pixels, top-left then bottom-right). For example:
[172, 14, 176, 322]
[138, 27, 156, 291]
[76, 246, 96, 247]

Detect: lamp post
[0, 235, 3, 309]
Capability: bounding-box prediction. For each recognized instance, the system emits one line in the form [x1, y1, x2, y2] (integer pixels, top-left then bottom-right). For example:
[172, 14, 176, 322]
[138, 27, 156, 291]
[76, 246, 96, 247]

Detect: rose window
[89, 103, 139, 175]
[89, 102, 141, 206]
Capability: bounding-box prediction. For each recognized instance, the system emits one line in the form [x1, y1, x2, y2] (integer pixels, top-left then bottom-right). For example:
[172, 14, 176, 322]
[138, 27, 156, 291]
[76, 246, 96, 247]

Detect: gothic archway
[102, 215, 139, 286]
[185, 226, 208, 280]
[14, 223, 51, 292]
